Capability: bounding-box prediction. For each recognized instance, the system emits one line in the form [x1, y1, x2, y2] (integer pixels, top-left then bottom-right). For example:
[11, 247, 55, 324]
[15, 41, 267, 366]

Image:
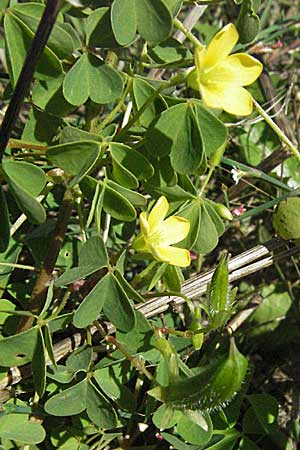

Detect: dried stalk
[1, 237, 299, 404]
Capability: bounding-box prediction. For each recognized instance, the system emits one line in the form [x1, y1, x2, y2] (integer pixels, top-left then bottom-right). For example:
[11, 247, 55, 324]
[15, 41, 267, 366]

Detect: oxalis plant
[0, 0, 299, 449]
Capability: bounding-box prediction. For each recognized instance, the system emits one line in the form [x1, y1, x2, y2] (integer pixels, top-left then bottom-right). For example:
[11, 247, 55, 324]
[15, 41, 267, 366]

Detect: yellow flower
[187, 23, 263, 116]
[132, 196, 191, 267]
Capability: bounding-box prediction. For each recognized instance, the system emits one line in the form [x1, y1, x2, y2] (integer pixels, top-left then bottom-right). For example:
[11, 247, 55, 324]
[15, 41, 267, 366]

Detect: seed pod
[149, 339, 248, 411]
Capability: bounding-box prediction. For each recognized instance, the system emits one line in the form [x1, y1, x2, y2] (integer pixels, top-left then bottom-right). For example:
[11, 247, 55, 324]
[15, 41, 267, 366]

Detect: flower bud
[213, 203, 233, 221]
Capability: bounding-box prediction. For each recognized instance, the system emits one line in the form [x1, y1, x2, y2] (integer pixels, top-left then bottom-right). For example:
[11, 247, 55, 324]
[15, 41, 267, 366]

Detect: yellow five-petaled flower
[187, 23, 263, 116]
[132, 196, 191, 267]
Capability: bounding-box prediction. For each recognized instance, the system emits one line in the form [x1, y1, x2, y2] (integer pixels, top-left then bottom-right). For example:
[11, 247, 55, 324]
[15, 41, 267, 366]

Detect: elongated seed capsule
[149, 339, 248, 411]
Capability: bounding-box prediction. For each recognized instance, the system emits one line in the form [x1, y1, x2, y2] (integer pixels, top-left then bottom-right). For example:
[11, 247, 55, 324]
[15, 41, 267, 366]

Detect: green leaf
[4, 10, 62, 86]
[163, 264, 183, 292]
[43, 324, 56, 367]
[103, 184, 137, 221]
[152, 404, 182, 429]
[55, 266, 100, 287]
[161, 432, 200, 450]
[162, 0, 183, 15]
[47, 140, 101, 187]
[111, 0, 136, 46]
[79, 235, 109, 268]
[0, 241, 21, 295]
[86, 7, 118, 48]
[106, 180, 147, 209]
[66, 344, 93, 372]
[243, 394, 278, 435]
[132, 77, 165, 127]
[193, 202, 219, 254]
[177, 201, 201, 250]
[116, 311, 152, 354]
[73, 274, 109, 328]
[63, 53, 124, 106]
[2, 160, 46, 197]
[114, 269, 145, 303]
[44, 378, 88, 416]
[111, 153, 139, 189]
[111, 0, 173, 46]
[239, 437, 262, 449]
[59, 125, 102, 144]
[177, 411, 213, 445]
[237, 0, 260, 44]
[135, 0, 173, 45]
[0, 326, 38, 366]
[0, 184, 10, 253]
[146, 103, 204, 174]
[21, 105, 63, 145]
[32, 76, 75, 118]
[149, 37, 192, 64]
[10, 3, 75, 59]
[32, 327, 46, 397]
[0, 414, 46, 444]
[205, 200, 225, 237]
[86, 381, 118, 428]
[110, 142, 154, 183]
[201, 430, 240, 449]
[93, 365, 136, 412]
[272, 197, 300, 240]
[193, 101, 228, 157]
[102, 273, 136, 332]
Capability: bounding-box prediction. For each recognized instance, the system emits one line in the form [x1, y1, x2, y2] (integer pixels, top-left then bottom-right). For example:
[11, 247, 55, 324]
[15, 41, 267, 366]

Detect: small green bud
[213, 203, 233, 221]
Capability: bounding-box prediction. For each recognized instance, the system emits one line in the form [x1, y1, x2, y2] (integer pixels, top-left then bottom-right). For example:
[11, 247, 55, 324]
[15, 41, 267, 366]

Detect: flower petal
[225, 53, 263, 86]
[158, 216, 190, 245]
[155, 245, 191, 267]
[203, 23, 238, 68]
[200, 82, 253, 116]
[154, 245, 191, 267]
[220, 85, 254, 116]
[200, 81, 229, 110]
[139, 211, 150, 237]
[148, 196, 169, 230]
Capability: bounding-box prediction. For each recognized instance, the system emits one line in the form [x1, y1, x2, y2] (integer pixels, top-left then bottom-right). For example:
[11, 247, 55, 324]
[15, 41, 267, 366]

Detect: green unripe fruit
[272, 197, 300, 240]
[149, 339, 248, 411]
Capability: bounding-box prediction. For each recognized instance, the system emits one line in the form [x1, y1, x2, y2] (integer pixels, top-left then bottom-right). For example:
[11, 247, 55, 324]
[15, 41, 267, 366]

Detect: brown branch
[17, 188, 73, 332]
[1, 237, 299, 404]
[0, 0, 62, 161]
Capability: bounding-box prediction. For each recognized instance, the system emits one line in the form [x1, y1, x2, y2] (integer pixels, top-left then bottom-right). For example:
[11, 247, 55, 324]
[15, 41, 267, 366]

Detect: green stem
[199, 164, 214, 197]
[117, 74, 186, 139]
[253, 99, 300, 165]
[173, 17, 204, 48]
[106, 336, 155, 382]
[0, 261, 37, 271]
[50, 291, 71, 320]
[98, 77, 133, 132]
